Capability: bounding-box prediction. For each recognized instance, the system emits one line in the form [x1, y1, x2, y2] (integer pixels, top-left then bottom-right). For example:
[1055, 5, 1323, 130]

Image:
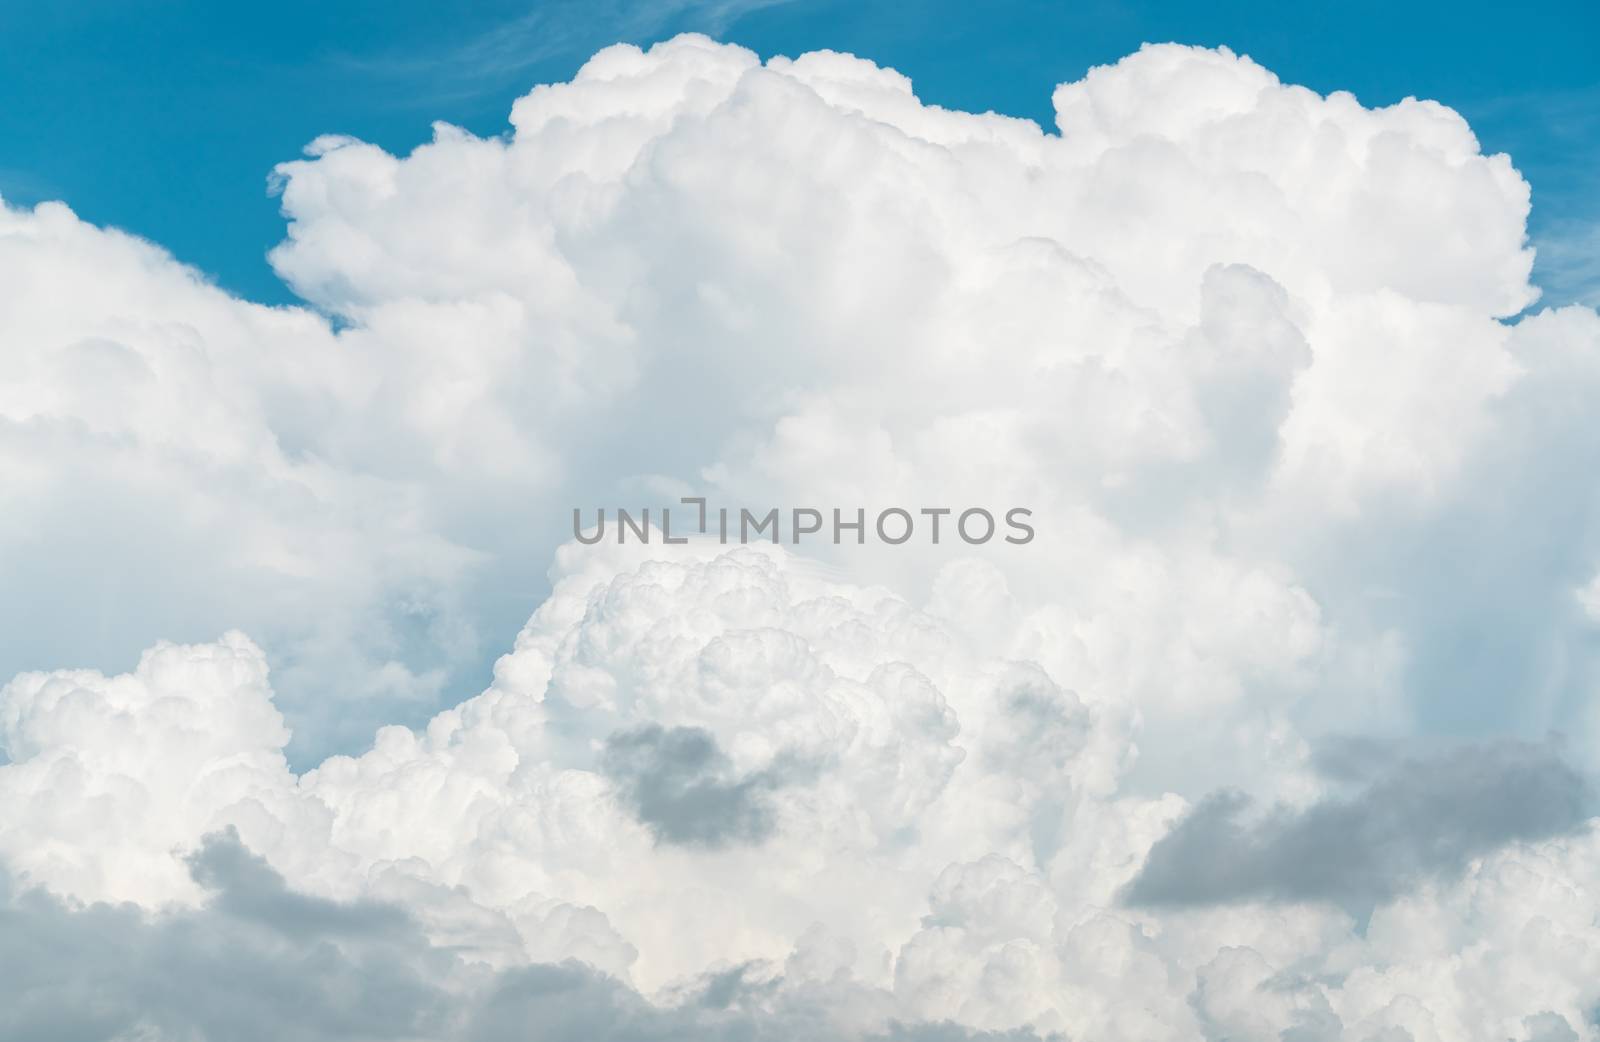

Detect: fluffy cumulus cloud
[3, 31, 1600, 1042]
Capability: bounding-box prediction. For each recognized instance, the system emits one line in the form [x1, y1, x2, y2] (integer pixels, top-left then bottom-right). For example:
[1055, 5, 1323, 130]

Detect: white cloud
[2, 544, 1598, 1039]
[3, 31, 1600, 1040]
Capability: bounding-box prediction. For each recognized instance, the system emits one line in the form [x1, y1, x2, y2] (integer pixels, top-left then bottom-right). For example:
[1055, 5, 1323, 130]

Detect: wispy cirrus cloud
[335, 0, 795, 101]
[1470, 82, 1600, 309]
[1534, 219, 1600, 310]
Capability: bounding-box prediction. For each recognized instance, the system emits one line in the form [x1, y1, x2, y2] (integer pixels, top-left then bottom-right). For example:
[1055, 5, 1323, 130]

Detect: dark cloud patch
[186, 827, 412, 941]
[1123, 740, 1593, 909]
[0, 829, 1060, 1042]
[600, 724, 810, 847]
[0, 829, 460, 1042]
[1523, 1011, 1580, 1042]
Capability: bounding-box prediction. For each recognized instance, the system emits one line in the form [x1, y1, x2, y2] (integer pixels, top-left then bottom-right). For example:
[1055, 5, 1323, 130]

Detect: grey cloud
[0, 829, 1043, 1042]
[1123, 740, 1593, 909]
[600, 724, 811, 847]
[185, 830, 411, 941]
[1523, 1011, 1581, 1042]
[0, 829, 459, 1042]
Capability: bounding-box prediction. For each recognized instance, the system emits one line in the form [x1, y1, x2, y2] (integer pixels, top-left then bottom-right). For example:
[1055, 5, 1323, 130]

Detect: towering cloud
[2, 32, 1600, 1041]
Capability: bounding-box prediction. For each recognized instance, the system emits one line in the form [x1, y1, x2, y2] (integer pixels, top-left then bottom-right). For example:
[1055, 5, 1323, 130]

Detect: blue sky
[3, 0, 1597, 309]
